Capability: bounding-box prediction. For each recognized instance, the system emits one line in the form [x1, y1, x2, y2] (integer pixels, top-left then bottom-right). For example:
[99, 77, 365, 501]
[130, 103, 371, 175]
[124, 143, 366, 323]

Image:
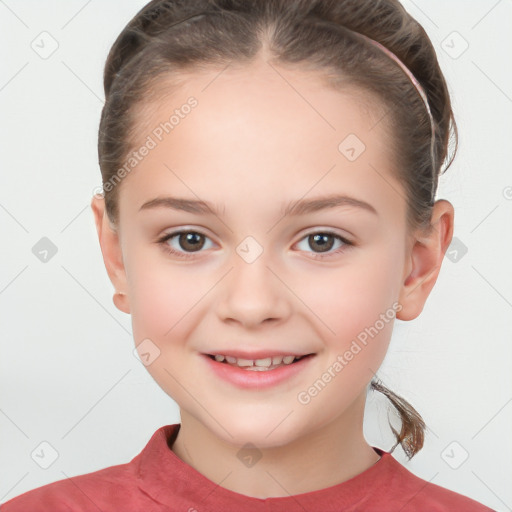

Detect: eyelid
[156, 226, 355, 261]
[158, 225, 353, 245]
[157, 227, 217, 246]
[292, 229, 354, 258]
[158, 226, 215, 240]
[294, 225, 354, 241]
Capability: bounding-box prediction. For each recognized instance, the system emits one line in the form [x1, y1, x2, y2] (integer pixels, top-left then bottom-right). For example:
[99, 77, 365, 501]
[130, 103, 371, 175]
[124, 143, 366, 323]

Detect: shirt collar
[135, 423, 395, 512]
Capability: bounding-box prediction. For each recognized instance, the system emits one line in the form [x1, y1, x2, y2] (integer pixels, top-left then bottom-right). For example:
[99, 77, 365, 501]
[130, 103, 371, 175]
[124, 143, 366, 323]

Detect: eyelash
[156, 229, 354, 261]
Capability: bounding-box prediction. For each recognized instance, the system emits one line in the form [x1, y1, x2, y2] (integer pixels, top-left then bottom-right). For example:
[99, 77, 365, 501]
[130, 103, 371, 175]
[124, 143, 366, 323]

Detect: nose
[216, 251, 292, 329]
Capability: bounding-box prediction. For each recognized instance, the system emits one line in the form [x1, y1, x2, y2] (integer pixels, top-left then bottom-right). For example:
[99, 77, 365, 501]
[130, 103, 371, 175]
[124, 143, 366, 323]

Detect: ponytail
[370, 379, 426, 459]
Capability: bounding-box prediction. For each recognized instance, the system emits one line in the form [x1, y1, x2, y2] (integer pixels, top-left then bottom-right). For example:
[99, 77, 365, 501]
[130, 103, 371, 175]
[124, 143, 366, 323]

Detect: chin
[207, 413, 306, 450]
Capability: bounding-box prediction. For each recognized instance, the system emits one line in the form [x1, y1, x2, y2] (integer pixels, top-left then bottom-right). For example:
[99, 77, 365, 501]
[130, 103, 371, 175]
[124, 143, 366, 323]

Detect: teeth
[210, 354, 303, 369]
[255, 357, 272, 367]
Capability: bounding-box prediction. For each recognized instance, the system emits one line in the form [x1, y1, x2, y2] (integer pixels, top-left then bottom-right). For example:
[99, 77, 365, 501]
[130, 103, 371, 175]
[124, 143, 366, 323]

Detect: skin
[91, 56, 454, 499]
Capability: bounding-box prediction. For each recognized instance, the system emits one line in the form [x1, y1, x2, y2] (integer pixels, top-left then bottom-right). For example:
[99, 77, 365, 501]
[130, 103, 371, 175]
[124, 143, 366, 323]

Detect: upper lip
[203, 350, 314, 359]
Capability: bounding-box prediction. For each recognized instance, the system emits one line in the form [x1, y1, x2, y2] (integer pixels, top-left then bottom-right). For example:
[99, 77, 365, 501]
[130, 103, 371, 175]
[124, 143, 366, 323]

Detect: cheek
[125, 246, 203, 343]
[127, 261, 205, 394]
[299, 246, 402, 355]
[295, 263, 400, 404]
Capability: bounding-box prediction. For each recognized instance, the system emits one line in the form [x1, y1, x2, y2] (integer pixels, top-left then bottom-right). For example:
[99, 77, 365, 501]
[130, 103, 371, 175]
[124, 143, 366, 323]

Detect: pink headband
[357, 34, 437, 204]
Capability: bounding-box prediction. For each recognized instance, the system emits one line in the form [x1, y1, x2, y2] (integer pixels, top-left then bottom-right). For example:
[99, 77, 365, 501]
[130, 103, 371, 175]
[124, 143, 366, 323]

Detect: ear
[90, 195, 130, 314]
[396, 199, 454, 321]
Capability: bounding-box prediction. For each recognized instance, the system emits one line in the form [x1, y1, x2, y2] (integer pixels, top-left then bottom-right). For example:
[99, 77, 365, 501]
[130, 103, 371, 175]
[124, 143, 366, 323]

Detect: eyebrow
[138, 194, 378, 217]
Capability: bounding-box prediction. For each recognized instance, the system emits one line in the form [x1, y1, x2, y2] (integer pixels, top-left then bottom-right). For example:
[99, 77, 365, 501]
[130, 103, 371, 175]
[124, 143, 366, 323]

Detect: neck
[171, 390, 381, 499]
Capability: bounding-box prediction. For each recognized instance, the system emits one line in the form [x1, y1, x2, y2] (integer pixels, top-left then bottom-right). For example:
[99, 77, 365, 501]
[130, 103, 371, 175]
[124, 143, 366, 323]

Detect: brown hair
[98, 0, 457, 459]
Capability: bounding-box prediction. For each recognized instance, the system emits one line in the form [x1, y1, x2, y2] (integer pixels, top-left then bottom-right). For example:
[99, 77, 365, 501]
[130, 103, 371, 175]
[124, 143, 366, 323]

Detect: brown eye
[176, 232, 206, 252]
[295, 231, 353, 259]
[308, 233, 335, 253]
[157, 230, 214, 259]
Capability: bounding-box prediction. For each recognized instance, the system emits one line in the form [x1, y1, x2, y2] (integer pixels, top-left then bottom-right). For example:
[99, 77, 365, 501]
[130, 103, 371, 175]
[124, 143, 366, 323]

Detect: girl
[1, 0, 496, 510]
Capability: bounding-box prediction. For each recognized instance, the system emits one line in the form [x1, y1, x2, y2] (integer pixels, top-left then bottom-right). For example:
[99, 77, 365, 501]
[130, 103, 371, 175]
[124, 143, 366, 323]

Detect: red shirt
[1, 423, 494, 511]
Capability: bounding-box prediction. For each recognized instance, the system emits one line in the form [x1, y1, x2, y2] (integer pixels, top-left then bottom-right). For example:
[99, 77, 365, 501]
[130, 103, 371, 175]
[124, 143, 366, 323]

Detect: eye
[295, 231, 354, 260]
[156, 230, 214, 260]
[156, 229, 354, 261]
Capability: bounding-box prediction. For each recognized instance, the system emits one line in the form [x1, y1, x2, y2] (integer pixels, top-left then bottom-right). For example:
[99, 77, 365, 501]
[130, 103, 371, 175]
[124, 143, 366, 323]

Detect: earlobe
[90, 195, 131, 314]
[396, 200, 454, 321]
[112, 291, 129, 314]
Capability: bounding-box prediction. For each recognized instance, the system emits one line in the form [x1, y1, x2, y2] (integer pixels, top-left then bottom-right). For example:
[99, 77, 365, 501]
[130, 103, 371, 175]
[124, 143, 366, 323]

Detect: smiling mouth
[205, 353, 315, 371]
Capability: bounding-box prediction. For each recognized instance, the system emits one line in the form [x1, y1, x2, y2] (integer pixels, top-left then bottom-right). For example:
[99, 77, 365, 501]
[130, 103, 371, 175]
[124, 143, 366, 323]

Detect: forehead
[131, 57, 393, 155]
[120, 59, 405, 224]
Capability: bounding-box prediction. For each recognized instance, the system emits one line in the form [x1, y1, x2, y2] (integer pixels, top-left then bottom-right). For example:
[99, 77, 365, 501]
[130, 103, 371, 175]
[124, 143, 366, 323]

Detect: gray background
[0, 1, 510, 509]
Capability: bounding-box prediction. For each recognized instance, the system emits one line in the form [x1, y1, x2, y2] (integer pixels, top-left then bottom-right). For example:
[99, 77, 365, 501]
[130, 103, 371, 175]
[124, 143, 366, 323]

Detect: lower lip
[201, 354, 315, 389]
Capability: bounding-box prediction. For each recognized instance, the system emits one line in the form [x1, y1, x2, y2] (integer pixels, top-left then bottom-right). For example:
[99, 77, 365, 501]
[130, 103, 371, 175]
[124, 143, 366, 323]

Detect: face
[103, 58, 416, 448]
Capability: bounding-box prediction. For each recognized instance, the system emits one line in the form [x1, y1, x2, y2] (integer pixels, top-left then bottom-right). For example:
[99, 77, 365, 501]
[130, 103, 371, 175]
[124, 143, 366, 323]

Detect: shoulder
[0, 424, 178, 512]
[379, 452, 495, 511]
[0, 461, 141, 512]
